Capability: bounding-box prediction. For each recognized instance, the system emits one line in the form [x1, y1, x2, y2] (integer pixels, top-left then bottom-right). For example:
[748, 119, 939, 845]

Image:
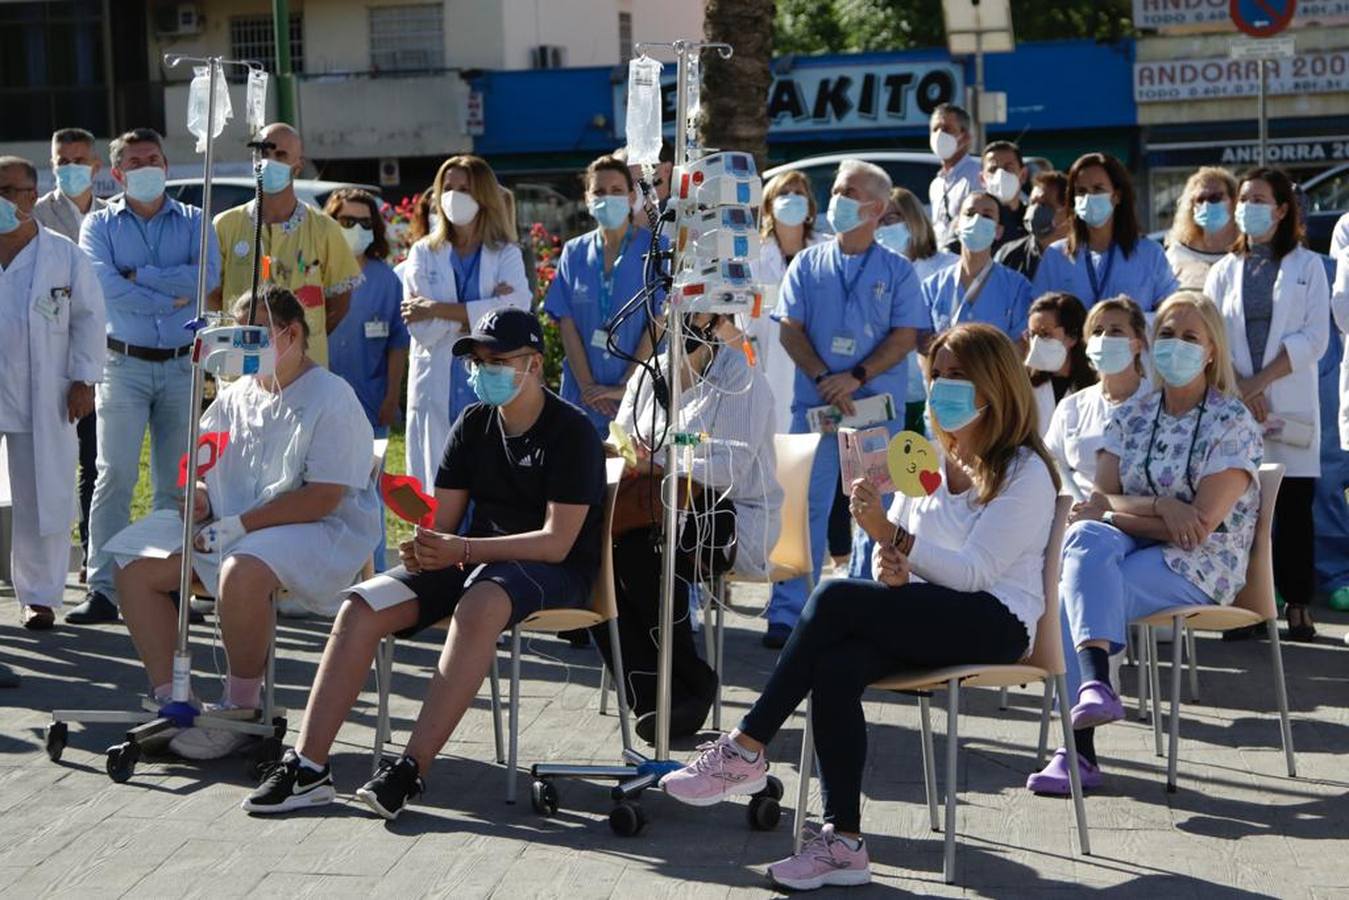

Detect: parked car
[764, 150, 940, 216]
[164, 177, 381, 219]
[1299, 162, 1348, 254]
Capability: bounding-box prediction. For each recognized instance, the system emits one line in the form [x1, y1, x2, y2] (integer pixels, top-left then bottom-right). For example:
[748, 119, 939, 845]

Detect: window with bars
[370, 4, 444, 73]
[229, 14, 304, 74]
[618, 11, 633, 63]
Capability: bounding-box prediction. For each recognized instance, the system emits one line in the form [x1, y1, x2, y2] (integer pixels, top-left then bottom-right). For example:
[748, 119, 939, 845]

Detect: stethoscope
[1143, 391, 1207, 500]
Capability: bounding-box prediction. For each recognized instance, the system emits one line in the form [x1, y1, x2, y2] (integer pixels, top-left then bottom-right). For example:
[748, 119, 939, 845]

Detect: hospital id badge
[36, 291, 63, 321]
[830, 333, 856, 356]
[364, 320, 389, 339]
[591, 329, 611, 351]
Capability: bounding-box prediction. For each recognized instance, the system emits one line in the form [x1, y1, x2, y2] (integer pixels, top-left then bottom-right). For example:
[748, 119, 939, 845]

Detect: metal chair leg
[1136, 624, 1150, 721]
[1148, 626, 1164, 757]
[1056, 673, 1092, 856]
[598, 664, 610, 716]
[607, 616, 634, 754]
[942, 679, 961, 885]
[792, 695, 814, 854]
[1125, 623, 1137, 667]
[919, 695, 939, 832]
[488, 644, 505, 765]
[506, 626, 521, 804]
[1036, 680, 1053, 766]
[998, 686, 1009, 710]
[372, 635, 394, 776]
[1185, 626, 1199, 701]
[1166, 615, 1184, 792]
[712, 580, 726, 731]
[1266, 619, 1297, 778]
[264, 595, 278, 723]
[701, 584, 715, 663]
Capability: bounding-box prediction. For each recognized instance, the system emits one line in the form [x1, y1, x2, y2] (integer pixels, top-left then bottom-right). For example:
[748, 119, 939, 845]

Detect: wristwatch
[814, 371, 829, 385]
[1102, 510, 1117, 527]
[850, 364, 868, 385]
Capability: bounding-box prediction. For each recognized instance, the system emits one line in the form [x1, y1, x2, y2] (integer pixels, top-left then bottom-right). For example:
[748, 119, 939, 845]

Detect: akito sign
[613, 62, 962, 136]
[1131, 0, 1349, 29]
[1134, 48, 1349, 101]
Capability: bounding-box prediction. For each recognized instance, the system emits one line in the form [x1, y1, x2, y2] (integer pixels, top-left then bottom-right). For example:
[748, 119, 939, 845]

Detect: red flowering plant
[527, 221, 566, 390]
[382, 195, 422, 265]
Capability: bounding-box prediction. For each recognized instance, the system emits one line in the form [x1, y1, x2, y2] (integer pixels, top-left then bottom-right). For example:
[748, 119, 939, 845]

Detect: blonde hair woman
[657, 324, 1060, 891]
[1166, 166, 1239, 289]
[399, 154, 529, 488]
[1029, 291, 1262, 796]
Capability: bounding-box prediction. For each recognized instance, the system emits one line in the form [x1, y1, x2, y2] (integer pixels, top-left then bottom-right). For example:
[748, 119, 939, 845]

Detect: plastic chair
[791, 496, 1089, 886]
[1128, 463, 1296, 792]
[370, 457, 632, 805]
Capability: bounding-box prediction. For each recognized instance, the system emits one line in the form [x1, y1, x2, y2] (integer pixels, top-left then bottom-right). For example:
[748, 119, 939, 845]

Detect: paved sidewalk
[1, 578, 1346, 898]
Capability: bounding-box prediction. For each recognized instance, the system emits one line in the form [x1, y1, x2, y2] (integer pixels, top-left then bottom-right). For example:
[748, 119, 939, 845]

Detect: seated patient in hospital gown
[109, 285, 380, 760]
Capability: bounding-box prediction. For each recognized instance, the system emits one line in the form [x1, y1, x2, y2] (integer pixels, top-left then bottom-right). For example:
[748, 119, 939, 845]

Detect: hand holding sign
[887, 430, 941, 498]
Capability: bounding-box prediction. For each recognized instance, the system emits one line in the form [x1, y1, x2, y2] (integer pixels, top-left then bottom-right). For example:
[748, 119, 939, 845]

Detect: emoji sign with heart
[887, 430, 942, 498]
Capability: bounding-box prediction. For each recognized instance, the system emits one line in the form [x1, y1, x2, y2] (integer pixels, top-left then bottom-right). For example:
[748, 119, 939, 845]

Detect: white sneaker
[168, 705, 258, 760]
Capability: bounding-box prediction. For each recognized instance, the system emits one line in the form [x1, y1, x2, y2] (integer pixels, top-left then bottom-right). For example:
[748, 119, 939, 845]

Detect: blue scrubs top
[772, 240, 928, 415]
[447, 246, 484, 420]
[327, 259, 411, 438]
[1031, 236, 1179, 312]
[922, 260, 1032, 339]
[544, 227, 666, 432]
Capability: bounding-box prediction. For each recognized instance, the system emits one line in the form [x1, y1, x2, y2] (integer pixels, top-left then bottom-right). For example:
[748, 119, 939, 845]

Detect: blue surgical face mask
[875, 221, 911, 256]
[1192, 201, 1230, 235]
[827, 194, 868, 235]
[469, 360, 526, 407]
[56, 163, 93, 197]
[0, 196, 21, 235]
[589, 195, 631, 230]
[1074, 192, 1114, 229]
[1235, 201, 1274, 238]
[260, 158, 293, 195]
[772, 193, 809, 227]
[1152, 337, 1208, 387]
[1086, 334, 1135, 376]
[123, 166, 165, 203]
[928, 377, 984, 433]
[958, 214, 997, 253]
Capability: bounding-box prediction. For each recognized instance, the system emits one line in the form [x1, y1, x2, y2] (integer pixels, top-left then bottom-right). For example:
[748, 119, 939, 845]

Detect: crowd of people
[1, 100, 1346, 890]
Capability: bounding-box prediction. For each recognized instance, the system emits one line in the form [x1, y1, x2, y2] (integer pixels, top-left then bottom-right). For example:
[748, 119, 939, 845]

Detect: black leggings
[739, 578, 1028, 833]
[77, 410, 97, 560]
[1272, 476, 1316, 607]
[827, 481, 852, 558]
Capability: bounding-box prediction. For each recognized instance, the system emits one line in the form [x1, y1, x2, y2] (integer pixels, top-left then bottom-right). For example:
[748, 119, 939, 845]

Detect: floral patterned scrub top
[1102, 388, 1263, 605]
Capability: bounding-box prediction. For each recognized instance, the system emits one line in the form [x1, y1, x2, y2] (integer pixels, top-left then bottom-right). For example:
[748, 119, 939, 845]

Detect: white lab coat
[1331, 257, 1349, 450]
[1033, 380, 1056, 440]
[400, 239, 529, 488]
[751, 232, 827, 433]
[15, 228, 106, 536]
[1205, 246, 1330, 477]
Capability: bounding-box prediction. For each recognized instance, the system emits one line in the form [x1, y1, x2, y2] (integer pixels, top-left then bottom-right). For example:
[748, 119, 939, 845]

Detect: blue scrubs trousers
[1059, 520, 1211, 700]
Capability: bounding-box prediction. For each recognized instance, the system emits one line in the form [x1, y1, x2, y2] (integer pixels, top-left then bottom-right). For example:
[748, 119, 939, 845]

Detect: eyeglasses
[336, 215, 373, 228]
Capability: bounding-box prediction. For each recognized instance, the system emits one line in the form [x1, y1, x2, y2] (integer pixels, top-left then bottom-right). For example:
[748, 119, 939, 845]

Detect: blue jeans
[87, 352, 194, 600]
[1059, 520, 1211, 700]
[765, 410, 899, 628]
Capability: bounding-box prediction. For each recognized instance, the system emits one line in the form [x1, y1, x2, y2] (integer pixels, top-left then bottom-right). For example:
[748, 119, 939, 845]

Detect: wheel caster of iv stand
[763, 774, 784, 800]
[531, 780, 560, 817]
[106, 742, 140, 783]
[248, 736, 284, 779]
[609, 799, 646, 836]
[747, 794, 782, 831]
[45, 722, 68, 762]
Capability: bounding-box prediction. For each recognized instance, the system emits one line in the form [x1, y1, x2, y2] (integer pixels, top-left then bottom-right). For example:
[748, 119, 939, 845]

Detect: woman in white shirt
[1045, 296, 1150, 501]
[1165, 167, 1239, 290]
[657, 323, 1059, 891]
[1204, 167, 1329, 641]
[1025, 292, 1098, 436]
[400, 155, 529, 489]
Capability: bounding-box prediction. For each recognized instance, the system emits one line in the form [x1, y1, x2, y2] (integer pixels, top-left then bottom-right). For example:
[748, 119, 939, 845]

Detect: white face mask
[1025, 335, 1069, 373]
[441, 189, 480, 227]
[930, 129, 959, 161]
[986, 168, 1020, 204]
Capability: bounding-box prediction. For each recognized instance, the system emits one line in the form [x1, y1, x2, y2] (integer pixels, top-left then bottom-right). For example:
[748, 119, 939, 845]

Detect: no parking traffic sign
[1231, 0, 1298, 36]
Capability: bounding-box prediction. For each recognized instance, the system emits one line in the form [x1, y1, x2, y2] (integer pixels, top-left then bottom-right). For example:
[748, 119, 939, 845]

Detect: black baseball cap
[451, 307, 545, 357]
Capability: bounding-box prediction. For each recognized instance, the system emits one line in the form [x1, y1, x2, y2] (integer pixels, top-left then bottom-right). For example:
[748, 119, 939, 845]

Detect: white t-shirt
[1044, 378, 1150, 502]
[1166, 241, 1226, 291]
[751, 232, 827, 432]
[885, 446, 1056, 646]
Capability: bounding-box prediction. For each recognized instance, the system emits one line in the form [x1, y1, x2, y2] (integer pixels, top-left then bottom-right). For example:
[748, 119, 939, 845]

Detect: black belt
[107, 337, 192, 362]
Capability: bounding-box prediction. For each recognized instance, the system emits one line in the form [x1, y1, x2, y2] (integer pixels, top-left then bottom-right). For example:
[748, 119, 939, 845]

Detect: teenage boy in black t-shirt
[243, 308, 606, 820]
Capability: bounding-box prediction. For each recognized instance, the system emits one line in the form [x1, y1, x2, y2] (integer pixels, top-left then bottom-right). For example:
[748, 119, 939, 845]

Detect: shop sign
[1132, 0, 1349, 30]
[1134, 48, 1349, 101]
[1145, 136, 1349, 166]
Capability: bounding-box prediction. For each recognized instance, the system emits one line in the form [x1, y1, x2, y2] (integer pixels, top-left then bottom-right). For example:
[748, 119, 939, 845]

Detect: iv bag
[245, 68, 269, 135]
[187, 65, 233, 153]
[625, 55, 663, 166]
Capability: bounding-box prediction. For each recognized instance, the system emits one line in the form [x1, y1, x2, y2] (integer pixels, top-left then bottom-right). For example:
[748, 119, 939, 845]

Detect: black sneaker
[241, 750, 336, 814]
[65, 591, 119, 624]
[356, 756, 424, 820]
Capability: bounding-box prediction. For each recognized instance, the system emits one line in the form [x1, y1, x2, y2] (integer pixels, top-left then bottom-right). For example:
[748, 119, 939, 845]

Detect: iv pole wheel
[106, 742, 140, 783]
[609, 799, 647, 836]
[530, 780, 560, 817]
[747, 793, 782, 831]
[45, 722, 68, 762]
[763, 774, 784, 800]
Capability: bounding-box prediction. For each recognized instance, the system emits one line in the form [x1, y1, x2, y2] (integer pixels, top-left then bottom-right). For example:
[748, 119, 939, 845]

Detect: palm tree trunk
[700, 0, 775, 171]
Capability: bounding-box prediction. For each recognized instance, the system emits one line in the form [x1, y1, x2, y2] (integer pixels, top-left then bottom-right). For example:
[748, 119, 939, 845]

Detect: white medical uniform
[750, 231, 827, 433]
[1333, 257, 1349, 450]
[111, 367, 380, 615]
[1044, 378, 1150, 502]
[400, 238, 529, 489]
[0, 228, 105, 607]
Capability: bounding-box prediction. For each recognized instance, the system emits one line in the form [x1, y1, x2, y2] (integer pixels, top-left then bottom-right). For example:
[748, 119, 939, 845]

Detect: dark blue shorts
[389, 561, 593, 637]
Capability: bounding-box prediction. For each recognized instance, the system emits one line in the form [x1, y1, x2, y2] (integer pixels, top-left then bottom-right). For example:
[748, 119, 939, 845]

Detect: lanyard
[1144, 392, 1207, 500]
[597, 225, 634, 322]
[452, 246, 482, 301]
[837, 242, 877, 312]
[950, 259, 995, 325]
[1083, 245, 1116, 302]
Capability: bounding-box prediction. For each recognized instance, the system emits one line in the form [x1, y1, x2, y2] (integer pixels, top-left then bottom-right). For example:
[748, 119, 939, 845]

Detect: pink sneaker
[659, 735, 768, 806]
[768, 824, 872, 891]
